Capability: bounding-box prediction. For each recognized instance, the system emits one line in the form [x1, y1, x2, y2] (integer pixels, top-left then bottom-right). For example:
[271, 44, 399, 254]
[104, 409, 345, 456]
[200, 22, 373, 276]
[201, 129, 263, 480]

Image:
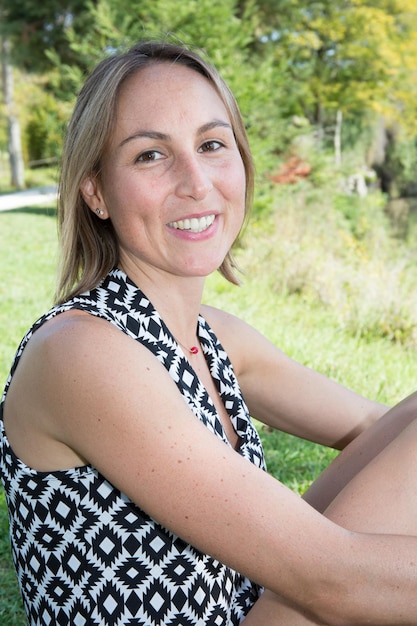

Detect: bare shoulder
[4, 309, 169, 469]
[29, 308, 119, 347]
[201, 304, 279, 374]
[15, 308, 168, 401]
[21, 308, 154, 369]
[201, 303, 260, 342]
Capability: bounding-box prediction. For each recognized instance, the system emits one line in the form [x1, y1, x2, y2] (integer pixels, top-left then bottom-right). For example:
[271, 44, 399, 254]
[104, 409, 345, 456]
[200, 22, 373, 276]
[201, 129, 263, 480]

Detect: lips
[168, 214, 215, 233]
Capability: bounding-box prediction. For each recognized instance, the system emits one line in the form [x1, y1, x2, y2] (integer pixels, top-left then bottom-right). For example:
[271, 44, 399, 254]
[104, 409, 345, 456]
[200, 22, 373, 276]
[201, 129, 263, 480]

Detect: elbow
[298, 583, 360, 626]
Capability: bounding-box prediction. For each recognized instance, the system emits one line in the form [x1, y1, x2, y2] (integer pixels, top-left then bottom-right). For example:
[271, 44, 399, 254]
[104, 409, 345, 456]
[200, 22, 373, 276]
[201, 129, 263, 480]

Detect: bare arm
[205, 308, 417, 514]
[5, 312, 417, 625]
[243, 393, 417, 624]
[243, 590, 325, 625]
[203, 306, 387, 450]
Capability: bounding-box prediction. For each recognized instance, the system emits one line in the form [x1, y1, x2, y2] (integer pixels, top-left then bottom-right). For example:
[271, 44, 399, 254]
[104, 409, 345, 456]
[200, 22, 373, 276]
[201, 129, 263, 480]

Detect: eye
[136, 149, 163, 162]
[198, 140, 223, 153]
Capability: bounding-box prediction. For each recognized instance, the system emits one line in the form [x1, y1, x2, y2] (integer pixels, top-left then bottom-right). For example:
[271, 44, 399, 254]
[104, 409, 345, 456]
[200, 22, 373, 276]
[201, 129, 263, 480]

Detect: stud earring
[95, 208, 104, 216]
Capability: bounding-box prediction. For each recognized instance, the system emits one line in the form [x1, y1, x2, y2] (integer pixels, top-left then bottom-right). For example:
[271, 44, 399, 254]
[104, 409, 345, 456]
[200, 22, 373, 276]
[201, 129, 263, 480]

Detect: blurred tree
[44, 0, 280, 171]
[0, 0, 94, 187]
[1, 0, 416, 190]
[0, 0, 95, 72]
[252, 0, 417, 162]
[1, 37, 24, 188]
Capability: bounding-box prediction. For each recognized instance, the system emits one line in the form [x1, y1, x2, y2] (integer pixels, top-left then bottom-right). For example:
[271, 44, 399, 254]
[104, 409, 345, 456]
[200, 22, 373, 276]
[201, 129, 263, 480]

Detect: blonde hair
[56, 40, 254, 303]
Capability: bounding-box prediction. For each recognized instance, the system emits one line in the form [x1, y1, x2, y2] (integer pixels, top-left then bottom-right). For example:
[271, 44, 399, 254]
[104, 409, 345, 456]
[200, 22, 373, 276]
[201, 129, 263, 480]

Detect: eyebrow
[118, 119, 232, 149]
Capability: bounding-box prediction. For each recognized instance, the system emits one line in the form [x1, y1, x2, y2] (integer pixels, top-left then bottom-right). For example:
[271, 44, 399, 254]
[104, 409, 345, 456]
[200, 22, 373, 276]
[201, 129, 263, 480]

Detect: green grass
[0, 207, 58, 380]
[1, 188, 416, 622]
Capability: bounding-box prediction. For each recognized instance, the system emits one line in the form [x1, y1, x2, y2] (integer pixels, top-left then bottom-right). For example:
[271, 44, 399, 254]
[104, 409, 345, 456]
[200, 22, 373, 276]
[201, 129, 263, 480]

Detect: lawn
[1, 190, 416, 622]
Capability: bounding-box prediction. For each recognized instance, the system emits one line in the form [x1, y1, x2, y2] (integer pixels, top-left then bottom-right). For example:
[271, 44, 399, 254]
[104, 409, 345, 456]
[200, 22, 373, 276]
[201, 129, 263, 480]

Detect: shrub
[24, 93, 69, 165]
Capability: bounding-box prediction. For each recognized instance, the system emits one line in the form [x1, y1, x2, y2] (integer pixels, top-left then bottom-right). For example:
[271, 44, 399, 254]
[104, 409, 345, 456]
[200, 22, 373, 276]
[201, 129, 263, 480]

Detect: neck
[118, 263, 205, 347]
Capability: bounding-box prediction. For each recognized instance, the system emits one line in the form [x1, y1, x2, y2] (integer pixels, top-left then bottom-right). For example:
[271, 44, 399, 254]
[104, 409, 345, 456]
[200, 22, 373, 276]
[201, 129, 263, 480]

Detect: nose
[174, 153, 213, 201]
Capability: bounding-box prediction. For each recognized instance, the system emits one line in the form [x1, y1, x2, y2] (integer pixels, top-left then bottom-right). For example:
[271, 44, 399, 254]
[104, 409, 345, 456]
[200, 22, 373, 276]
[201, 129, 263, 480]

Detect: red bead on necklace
[175, 336, 200, 355]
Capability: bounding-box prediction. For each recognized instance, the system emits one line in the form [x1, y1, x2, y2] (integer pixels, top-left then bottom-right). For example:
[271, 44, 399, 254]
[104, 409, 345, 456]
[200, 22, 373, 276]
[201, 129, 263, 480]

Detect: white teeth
[169, 215, 215, 233]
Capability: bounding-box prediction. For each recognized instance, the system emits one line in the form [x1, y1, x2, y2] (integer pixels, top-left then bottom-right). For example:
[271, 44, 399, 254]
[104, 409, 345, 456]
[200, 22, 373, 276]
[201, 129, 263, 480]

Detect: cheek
[100, 175, 143, 217]
[222, 157, 246, 198]
[226, 173, 247, 239]
[230, 165, 247, 216]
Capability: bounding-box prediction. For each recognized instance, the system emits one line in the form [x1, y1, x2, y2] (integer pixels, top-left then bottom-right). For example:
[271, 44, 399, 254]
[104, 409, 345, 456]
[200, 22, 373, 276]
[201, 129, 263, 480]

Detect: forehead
[113, 62, 231, 132]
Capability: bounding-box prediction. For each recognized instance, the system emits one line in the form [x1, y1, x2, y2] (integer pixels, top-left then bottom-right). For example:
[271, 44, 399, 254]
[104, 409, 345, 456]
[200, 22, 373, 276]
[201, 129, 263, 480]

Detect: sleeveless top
[0, 269, 265, 626]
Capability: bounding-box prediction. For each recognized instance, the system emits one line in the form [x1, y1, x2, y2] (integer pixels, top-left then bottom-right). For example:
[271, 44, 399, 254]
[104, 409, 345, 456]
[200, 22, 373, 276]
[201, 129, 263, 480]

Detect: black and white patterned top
[0, 269, 265, 625]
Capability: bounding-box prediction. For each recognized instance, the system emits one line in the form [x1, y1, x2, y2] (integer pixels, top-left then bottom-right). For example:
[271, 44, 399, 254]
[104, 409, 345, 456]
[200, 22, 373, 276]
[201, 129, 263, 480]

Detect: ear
[80, 177, 108, 219]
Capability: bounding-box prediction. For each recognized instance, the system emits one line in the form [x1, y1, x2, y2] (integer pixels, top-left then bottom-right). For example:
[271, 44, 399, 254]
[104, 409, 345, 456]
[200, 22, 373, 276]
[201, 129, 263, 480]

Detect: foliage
[257, 0, 417, 123]
[0, 0, 96, 72]
[1, 0, 417, 187]
[54, 0, 280, 171]
[24, 91, 69, 164]
[386, 133, 417, 197]
[235, 181, 417, 351]
[0, 67, 69, 172]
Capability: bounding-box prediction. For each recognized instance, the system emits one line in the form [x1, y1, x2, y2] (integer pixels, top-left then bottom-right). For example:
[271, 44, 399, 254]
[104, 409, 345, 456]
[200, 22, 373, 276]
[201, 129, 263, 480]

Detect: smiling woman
[3, 39, 417, 626]
[80, 62, 246, 290]
[56, 42, 255, 302]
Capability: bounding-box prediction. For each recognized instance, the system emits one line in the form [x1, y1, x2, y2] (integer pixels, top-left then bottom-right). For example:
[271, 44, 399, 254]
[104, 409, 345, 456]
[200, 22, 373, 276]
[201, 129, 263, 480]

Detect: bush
[24, 93, 69, 165]
[235, 179, 417, 349]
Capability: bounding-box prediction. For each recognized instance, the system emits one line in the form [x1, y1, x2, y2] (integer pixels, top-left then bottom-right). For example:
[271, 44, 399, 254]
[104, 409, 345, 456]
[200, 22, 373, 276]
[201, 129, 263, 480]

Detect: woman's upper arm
[202, 306, 387, 449]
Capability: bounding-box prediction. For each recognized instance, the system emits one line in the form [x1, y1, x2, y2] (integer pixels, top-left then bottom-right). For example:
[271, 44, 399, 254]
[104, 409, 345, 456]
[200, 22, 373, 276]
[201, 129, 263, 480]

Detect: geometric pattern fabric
[1, 269, 265, 624]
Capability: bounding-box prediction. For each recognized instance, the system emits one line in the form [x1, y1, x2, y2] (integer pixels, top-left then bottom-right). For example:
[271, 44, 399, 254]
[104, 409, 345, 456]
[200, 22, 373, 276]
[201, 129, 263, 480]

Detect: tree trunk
[315, 102, 325, 149]
[1, 38, 25, 189]
[334, 109, 343, 166]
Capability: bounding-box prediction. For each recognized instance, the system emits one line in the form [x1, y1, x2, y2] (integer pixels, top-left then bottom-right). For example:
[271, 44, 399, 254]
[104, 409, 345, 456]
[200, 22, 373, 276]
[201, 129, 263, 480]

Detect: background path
[0, 186, 57, 211]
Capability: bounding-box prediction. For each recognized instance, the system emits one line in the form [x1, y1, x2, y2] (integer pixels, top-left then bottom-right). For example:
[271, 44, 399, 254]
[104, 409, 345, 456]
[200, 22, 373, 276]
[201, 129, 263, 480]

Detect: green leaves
[1, 0, 416, 180]
[260, 0, 417, 135]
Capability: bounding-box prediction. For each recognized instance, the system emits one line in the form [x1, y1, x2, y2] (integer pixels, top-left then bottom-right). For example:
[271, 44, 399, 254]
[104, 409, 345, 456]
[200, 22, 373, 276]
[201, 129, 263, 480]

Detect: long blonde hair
[56, 40, 254, 303]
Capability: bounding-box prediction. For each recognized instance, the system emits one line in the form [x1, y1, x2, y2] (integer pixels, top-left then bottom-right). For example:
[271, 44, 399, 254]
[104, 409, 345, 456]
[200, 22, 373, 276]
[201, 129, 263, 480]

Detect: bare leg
[304, 390, 417, 513]
[324, 416, 417, 534]
[243, 393, 417, 624]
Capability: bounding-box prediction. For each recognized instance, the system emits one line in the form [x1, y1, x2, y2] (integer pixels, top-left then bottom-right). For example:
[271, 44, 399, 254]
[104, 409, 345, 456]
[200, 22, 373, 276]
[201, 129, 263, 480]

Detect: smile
[168, 215, 215, 233]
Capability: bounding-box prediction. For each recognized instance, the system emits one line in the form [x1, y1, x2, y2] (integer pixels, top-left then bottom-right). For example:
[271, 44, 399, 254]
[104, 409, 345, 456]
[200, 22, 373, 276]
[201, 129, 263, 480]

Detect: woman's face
[85, 62, 246, 283]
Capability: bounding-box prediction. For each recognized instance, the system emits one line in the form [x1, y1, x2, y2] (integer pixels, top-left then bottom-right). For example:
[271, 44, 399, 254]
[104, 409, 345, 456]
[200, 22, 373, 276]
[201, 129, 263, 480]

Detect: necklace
[175, 338, 199, 355]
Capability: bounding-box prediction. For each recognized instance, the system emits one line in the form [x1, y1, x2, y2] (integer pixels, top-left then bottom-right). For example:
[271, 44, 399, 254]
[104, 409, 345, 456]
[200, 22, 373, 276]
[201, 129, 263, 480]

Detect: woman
[1, 39, 417, 625]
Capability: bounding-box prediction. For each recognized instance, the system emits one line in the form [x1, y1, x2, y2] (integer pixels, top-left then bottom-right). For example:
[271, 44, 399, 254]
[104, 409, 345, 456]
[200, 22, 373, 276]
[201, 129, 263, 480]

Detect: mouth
[168, 214, 215, 233]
